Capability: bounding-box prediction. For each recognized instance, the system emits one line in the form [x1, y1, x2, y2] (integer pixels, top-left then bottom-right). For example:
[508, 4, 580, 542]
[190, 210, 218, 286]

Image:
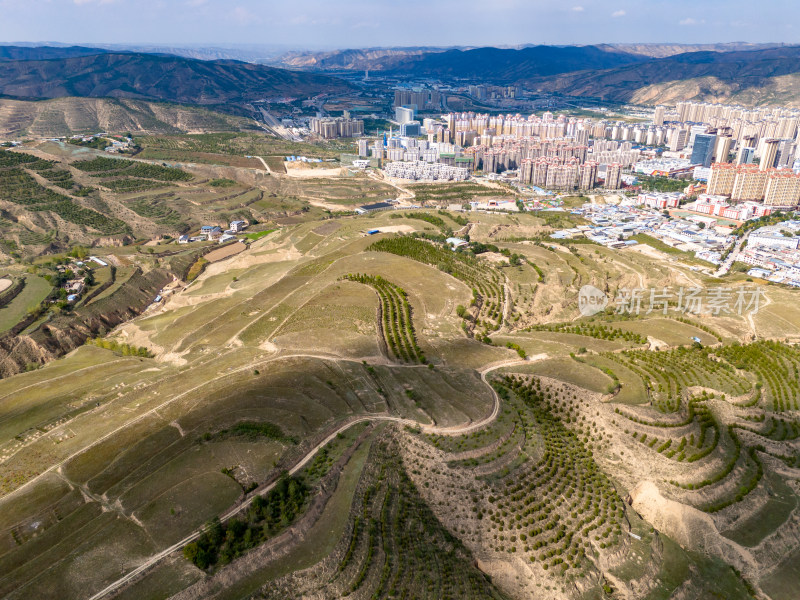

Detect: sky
[0, 0, 799, 50]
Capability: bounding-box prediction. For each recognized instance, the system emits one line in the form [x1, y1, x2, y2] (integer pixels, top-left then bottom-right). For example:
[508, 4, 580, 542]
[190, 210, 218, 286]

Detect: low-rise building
[749, 230, 800, 250]
[355, 201, 395, 214]
[635, 192, 684, 209]
[204, 226, 223, 240]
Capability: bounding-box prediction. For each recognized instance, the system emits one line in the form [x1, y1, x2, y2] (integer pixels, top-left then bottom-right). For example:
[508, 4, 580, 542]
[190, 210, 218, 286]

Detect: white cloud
[679, 17, 703, 25]
[611, 9, 626, 17]
[571, 6, 584, 12]
[73, 0, 116, 5]
[230, 5, 260, 25]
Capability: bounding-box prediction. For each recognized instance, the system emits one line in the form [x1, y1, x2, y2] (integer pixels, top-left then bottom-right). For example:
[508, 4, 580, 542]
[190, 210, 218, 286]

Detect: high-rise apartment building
[732, 168, 769, 201]
[605, 163, 622, 189]
[707, 163, 738, 196]
[395, 107, 415, 124]
[691, 133, 717, 167]
[579, 161, 598, 190]
[309, 116, 364, 139]
[714, 136, 733, 163]
[764, 172, 800, 206]
[760, 138, 780, 171]
[737, 146, 756, 165]
[653, 106, 666, 126]
[669, 129, 689, 152]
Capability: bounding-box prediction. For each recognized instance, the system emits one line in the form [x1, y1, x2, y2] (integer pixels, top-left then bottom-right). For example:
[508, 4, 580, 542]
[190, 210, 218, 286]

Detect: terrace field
[0, 139, 402, 258]
[0, 199, 799, 600]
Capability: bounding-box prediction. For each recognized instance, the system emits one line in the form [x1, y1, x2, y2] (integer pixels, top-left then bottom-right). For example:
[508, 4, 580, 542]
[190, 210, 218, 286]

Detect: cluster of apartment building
[517, 159, 616, 190]
[363, 99, 800, 201]
[467, 84, 522, 101]
[415, 112, 626, 190]
[589, 140, 643, 169]
[309, 116, 364, 139]
[707, 162, 800, 206]
[442, 111, 591, 142]
[393, 89, 443, 111]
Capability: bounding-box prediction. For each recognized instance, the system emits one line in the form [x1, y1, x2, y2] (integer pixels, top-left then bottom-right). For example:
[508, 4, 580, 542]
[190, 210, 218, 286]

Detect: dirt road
[84, 356, 533, 599]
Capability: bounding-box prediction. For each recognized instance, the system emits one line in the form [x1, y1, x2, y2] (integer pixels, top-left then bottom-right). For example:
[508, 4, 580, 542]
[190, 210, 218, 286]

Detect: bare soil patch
[205, 242, 246, 263]
[284, 165, 345, 178]
[371, 225, 415, 234]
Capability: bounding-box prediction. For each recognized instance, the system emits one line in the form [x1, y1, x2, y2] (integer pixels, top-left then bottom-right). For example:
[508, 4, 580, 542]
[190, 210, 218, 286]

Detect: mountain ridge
[0, 45, 112, 61]
[523, 45, 800, 105]
[0, 52, 353, 106]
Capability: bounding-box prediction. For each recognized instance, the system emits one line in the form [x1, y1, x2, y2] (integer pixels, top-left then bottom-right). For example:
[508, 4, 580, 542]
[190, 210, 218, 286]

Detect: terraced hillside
[0, 141, 400, 257]
[0, 97, 254, 139]
[0, 208, 799, 600]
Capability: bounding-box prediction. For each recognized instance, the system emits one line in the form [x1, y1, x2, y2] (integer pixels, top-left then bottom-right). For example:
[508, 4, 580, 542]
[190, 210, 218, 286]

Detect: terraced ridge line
[341, 273, 425, 363]
[368, 236, 505, 332]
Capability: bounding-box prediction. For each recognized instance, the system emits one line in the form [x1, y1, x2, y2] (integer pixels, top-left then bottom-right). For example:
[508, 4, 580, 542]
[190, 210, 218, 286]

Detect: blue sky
[0, 0, 798, 49]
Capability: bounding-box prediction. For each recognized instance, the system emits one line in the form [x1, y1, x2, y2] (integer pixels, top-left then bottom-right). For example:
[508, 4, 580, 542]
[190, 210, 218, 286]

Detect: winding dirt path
[83, 356, 532, 600]
[253, 155, 272, 174]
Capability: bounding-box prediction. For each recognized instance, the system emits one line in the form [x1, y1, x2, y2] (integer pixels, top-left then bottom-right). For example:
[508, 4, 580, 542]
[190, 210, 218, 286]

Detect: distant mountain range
[0, 51, 352, 106]
[265, 42, 788, 72]
[272, 47, 449, 71]
[378, 45, 646, 80]
[524, 46, 800, 106]
[0, 45, 113, 61]
[269, 42, 800, 107]
[2, 42, 800, 110]
[607, 42, 788, 59]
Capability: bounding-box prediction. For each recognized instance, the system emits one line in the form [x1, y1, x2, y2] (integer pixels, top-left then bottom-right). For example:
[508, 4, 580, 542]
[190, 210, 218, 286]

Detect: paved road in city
[713, 231, 749, 277]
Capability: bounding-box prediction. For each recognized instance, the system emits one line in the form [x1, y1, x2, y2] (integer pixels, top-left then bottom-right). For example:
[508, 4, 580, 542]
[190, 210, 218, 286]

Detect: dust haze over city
[2, 1, 800, 599]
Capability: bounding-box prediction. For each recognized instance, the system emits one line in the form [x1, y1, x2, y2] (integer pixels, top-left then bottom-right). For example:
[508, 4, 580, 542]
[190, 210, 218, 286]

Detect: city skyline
[1, 0, 799, 48]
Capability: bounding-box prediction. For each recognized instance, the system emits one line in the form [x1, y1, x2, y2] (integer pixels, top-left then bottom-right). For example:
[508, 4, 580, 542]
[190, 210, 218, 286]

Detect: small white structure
[446, 237, 468, 249]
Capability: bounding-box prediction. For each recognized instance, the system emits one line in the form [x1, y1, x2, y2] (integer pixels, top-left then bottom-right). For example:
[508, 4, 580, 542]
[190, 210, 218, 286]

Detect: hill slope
[527, 46, 800, 106]
[0, 97, 254, 138]
[607, 42, 787, 59]
[0, 53, 353, 105]
[273, 46, 450, 70]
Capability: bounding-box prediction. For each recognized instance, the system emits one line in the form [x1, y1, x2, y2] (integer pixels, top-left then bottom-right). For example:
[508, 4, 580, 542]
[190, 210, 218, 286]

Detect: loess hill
[0, 165, 799, 599]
